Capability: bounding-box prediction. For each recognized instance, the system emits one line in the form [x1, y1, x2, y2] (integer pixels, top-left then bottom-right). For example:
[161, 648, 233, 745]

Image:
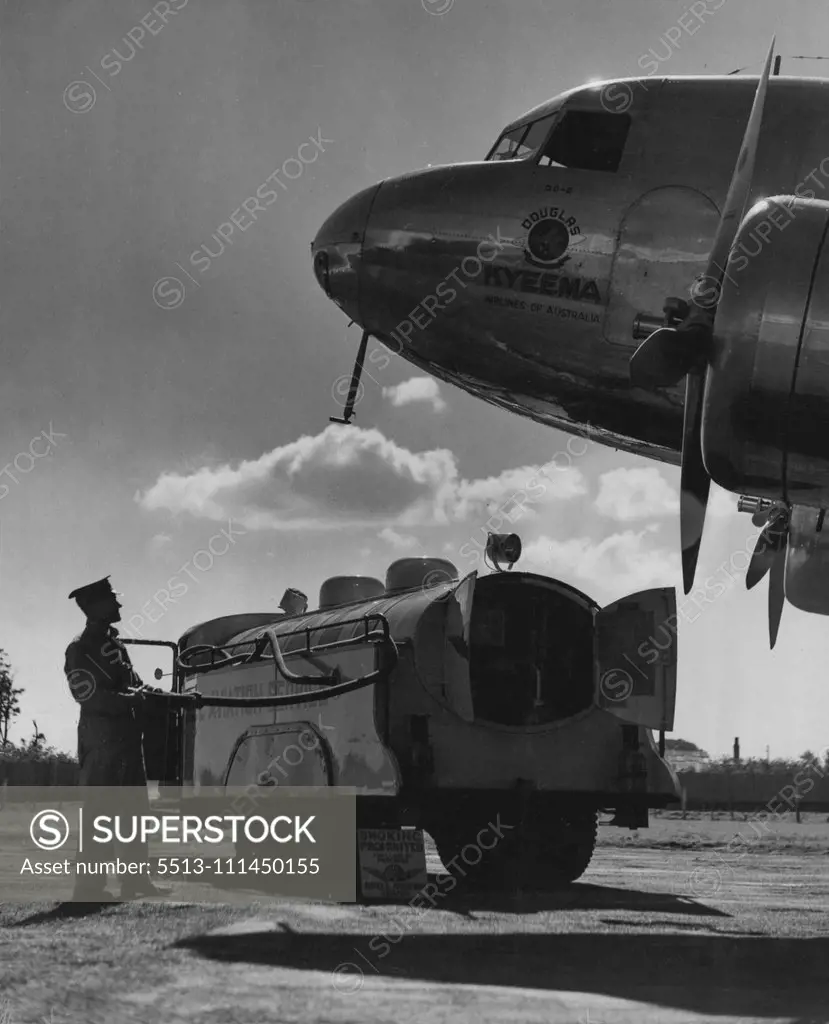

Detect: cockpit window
[488, 126, 528, 161]
[538, 110, 631, 172]
[487, 113, 557, 162]
[519, 115, 557, 156]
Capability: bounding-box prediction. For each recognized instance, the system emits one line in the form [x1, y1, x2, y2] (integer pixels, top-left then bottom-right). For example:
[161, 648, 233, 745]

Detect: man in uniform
[65, 576, 167, 900]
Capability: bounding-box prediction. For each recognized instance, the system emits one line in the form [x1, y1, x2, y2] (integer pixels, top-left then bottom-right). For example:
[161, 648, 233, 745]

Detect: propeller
[629, 38, 776, 596]
[745, 501, 790, 648]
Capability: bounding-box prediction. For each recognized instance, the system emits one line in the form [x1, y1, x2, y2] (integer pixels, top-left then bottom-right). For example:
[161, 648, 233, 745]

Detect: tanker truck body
[159, 557, 680, 889]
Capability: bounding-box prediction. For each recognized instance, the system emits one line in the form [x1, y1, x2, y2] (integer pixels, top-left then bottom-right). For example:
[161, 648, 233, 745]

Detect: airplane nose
[311, 182, 381, 321]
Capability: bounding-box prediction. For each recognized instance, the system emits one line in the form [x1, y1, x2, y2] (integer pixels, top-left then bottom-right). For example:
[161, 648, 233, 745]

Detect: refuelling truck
[140, 536, 680, 890]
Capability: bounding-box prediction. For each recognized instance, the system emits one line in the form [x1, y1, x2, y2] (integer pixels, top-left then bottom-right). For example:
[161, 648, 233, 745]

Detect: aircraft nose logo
[525, 218, 570, 267]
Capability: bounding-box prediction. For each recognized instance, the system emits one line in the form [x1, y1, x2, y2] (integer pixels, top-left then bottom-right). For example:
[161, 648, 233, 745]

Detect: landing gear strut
[330, 329, 370, 425]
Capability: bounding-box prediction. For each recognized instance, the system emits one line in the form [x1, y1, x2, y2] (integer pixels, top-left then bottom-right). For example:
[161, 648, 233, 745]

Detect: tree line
[666, 738, 829, 773]
[0, 647, 75, 765]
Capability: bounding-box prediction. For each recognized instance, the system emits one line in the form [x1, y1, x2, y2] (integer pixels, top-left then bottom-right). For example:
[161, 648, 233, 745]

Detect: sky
[3, 0, 829, 760]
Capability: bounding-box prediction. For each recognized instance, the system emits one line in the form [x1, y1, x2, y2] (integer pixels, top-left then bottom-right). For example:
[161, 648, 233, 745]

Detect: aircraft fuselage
[312, 76, 829, 463]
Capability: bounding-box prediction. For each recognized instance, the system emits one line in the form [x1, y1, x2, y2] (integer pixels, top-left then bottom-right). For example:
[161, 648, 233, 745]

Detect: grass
[598, 810, 829, 854]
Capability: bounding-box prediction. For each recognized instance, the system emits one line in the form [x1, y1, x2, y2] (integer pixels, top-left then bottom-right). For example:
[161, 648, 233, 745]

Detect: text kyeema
[91, 814, 317, 844]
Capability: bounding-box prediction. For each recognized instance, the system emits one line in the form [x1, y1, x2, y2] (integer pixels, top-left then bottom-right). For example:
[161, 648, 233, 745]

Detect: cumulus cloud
[382, 376, 447, 413]
[595, 468, 680, 521]
[136, 425, 587, 532]
[148, 533, 173, 552]
[522, 527, 680, 598]
[379, 527, 419, 551]
[708, 485, 740, 518]
[595, 469, 740, 527]
[452, 463, 587, 523]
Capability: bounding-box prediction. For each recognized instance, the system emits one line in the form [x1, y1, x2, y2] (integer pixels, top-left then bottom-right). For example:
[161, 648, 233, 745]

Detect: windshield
[486, 112, 557, 161]
[538, 109, 631, 172]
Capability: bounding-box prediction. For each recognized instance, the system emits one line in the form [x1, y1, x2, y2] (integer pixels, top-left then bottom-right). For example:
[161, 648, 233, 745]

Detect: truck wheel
[542, 811, 597, 883]
[431, 811, 597, 891]
[430, 828, 503, 890]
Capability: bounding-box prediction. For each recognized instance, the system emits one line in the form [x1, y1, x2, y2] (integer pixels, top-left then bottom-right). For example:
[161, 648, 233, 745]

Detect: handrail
[259, 626, 339, 685]
[176, 640, 339, 685]
[248, 629, 390, 668]
[121, 638, 182, 694]
[153, 637, 398, 709]
[164, 612, 396, 709]
[176, 612, 390, 677]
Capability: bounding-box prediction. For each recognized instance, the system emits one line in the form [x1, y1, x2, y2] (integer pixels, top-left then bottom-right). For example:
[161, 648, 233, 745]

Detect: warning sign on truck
[357, 828, 427, 901]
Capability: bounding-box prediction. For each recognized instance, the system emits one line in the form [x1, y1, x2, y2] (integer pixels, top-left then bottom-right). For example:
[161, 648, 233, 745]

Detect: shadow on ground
[175, 926, 829, 1018]
[8, 900, 119, 927]
[208, 870, 728, 918]
[428, 879, 729, 917]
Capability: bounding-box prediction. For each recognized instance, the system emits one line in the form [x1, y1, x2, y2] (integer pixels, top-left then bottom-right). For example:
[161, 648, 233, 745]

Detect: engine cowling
[702, 195, 829, 505]
[700, 196, 829, 618]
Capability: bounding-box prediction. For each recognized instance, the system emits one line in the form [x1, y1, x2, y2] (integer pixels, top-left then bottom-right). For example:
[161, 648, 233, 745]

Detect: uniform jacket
[64, 622, 147, 787]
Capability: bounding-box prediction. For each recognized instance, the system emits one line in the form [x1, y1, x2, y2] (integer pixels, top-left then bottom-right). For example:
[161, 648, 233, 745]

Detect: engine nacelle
[702, 196, 829, 506]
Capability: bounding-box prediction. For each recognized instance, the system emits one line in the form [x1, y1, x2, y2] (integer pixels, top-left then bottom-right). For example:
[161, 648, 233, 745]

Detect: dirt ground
[1, 818, 828, 1024]
[600, 809, 829, 852]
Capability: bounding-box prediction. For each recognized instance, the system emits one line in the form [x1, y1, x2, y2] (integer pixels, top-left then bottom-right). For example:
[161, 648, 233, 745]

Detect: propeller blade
[781, 505, 829, 615]
[688, 36, 775, 327]
[746, 542, 774, 589]
[768, 543, 786, 648]
[747, 533, 776, 589]
[630, 323, 709, 390]
[751, 506, 772, 528]
[630, 327, 682, 389]
[746, 506, 789, 589]
[630, 38, 775, 389]
[679, 372, 710, 594]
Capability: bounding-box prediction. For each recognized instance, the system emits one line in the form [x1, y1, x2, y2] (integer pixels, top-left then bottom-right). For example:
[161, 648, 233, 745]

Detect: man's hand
[127, 683, 163, 704]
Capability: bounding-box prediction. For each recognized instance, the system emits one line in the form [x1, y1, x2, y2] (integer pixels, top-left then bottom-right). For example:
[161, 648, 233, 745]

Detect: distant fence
[0, 760, 78, 787]
[678, 769, 829, 812]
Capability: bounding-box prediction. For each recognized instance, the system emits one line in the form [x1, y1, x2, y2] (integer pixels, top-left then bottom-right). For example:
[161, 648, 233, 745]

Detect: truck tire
[431, 810, 597, 891]
[543, 811, 597, 883]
